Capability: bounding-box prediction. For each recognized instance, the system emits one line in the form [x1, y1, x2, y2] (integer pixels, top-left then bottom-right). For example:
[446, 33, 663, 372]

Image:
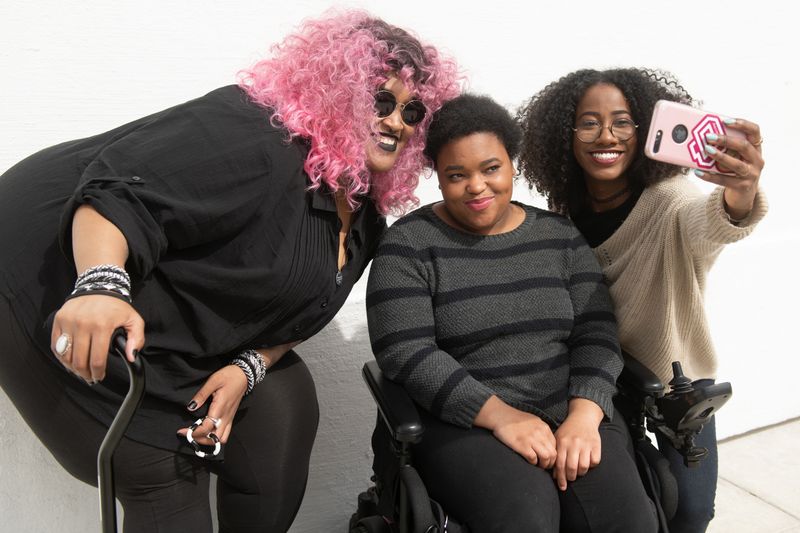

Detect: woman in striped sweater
[517, 69, 767, 533]
[366, 94, 657, 532]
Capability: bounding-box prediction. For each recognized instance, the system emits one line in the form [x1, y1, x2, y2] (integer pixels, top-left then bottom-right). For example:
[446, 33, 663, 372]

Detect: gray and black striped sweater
[366, 202, 622, 429]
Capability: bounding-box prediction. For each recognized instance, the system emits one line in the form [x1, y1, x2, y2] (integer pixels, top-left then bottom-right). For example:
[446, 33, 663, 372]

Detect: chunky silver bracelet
[231, 358, 255, 394]
[240, 349, 268, 384]
[75, 264, 131, 288]
[230, 349, 268, 395]
[70, 264, 132, 303]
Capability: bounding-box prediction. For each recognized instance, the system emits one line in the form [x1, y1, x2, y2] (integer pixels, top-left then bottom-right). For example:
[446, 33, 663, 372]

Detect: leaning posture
[518, 68, 767, 533]
[0, 10, 459, 532]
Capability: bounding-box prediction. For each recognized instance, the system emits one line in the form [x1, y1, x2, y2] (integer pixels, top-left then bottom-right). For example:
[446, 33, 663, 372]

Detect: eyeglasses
[572, 118, 638, 143]
[374, 90, 427, 126]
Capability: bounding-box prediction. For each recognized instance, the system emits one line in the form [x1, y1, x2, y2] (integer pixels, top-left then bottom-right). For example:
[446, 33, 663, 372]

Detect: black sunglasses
[374, 90, 426, 126]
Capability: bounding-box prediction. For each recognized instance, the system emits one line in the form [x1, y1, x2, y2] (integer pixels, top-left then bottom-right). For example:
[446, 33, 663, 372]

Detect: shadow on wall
[0, 389, 101, 531]
[290, 304, 378, 533]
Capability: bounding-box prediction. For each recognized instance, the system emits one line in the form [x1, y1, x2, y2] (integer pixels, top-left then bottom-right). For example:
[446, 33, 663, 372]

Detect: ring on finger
[55, 333, 72, 357]
[186, 418, 222, 458]
[205, 416, 221, 429]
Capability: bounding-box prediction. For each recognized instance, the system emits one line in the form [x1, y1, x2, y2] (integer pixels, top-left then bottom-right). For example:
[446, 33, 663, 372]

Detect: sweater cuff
[708, 186, 768, 233]
[444, 384, 494, 429]
[462, 387, 495, 429]
[569, 384, 615, 422]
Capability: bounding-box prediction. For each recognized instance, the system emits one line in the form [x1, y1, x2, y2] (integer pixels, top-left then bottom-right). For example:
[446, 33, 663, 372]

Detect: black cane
[97, 331, 145, 533]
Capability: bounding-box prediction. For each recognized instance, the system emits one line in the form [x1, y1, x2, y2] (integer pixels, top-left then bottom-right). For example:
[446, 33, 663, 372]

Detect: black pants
[380, 407, 658, 533]
[0, 295, 319, 533]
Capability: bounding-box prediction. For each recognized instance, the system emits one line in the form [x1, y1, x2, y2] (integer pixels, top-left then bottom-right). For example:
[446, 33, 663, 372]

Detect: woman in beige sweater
[517, 68, 767, 533]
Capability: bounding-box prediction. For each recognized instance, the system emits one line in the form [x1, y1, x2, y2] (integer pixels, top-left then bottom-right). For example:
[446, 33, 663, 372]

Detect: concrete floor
[709, 417, 800, 532]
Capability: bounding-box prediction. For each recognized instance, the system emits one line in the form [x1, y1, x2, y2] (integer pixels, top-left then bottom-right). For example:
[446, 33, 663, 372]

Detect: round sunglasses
[374, 90, 426, 126]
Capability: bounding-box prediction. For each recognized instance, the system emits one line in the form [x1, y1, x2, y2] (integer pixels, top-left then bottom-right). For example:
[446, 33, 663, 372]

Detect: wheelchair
[349, 355, 732, 533]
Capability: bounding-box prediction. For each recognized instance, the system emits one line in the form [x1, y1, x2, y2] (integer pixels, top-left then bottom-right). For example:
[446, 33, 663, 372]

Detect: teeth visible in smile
[591, 152, 620, 161]
[378, 134, 397, 147]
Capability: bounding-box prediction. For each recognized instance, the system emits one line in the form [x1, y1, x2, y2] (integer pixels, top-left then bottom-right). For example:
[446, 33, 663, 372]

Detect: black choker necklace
[587, 184, 632, 204]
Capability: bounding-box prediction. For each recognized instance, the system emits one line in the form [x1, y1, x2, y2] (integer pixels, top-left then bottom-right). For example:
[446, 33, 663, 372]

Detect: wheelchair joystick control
[648, 360, 732, 467]
[668, 362, 693, 394]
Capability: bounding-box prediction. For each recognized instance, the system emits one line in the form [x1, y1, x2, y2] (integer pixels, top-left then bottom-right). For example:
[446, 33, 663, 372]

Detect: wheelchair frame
[351, 356, 731, 533]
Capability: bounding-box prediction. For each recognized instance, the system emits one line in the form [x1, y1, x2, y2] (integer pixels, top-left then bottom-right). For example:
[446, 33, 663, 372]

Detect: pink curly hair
[238, 9, 462, 215]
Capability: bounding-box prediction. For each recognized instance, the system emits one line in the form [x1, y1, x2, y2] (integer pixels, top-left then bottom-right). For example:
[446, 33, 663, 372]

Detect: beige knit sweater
[593, 176, 768, 385]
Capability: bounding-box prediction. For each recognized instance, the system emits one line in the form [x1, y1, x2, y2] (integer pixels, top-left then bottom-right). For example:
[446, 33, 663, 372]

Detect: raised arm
[695, 117, 764, 221]
[677, 117, 768, 258]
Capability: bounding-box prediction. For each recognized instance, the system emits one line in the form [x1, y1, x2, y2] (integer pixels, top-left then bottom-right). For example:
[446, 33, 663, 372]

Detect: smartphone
[644, 100, 745, 175]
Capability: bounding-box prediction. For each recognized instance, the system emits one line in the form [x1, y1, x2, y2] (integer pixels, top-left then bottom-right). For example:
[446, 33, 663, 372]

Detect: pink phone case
[644, 100, 745, 175]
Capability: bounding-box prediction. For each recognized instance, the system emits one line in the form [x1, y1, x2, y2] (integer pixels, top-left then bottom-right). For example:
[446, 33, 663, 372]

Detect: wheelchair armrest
[618, 352, 665, 396]
[362, 361, 424, 444]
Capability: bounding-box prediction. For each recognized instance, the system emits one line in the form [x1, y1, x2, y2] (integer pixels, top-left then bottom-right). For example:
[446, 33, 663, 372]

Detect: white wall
[1, 1, 796, 531]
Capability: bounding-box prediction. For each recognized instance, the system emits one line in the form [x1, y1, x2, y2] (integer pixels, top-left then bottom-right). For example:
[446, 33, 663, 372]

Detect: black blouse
[0, 85, 386, 451]
[572, 190, 641, 248]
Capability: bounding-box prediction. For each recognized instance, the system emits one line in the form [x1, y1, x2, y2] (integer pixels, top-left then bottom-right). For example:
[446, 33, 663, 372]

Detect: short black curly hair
[517, 68, 694, 216]
[424, 93, 522, 166]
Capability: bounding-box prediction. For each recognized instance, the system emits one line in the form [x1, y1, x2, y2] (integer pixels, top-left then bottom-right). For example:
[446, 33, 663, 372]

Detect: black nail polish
[187, 400, 197, 411]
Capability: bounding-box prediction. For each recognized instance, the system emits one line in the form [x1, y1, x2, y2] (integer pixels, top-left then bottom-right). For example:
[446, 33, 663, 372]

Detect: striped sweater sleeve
[366, 226, 495, 429]
[566, 231, 622, 420]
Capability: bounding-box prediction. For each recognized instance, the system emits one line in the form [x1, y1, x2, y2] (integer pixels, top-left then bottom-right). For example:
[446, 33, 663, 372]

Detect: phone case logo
[688, 115, 727, 170]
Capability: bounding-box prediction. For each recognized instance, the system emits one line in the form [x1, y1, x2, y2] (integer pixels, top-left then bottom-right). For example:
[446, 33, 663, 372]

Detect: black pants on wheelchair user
[352, 359, 729, 533]
[371, 406, 658, 533]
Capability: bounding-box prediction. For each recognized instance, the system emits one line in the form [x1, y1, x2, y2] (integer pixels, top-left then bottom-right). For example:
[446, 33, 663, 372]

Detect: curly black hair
[517, 68, 694, 216]
[424, 93, 522, 165]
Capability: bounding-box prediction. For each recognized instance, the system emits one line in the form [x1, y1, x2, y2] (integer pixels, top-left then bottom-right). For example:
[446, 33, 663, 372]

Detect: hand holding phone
[644, 100, 746, 175]
[644, 99, 765, 219]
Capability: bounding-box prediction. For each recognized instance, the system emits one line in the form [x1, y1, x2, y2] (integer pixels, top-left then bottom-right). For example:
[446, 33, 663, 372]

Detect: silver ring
[55, 333, 72, 357]
[205, 416, 221, 429]
[186, 418, 222, 458]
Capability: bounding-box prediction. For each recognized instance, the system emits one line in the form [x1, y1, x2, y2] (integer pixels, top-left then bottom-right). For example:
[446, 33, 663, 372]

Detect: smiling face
[572, 83, 638, 187]
[365, 76, 418, 174]
[434, 132, 519, 235]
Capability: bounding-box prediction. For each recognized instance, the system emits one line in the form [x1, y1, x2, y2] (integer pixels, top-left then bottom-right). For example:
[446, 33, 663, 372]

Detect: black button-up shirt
[0, 85, 386, 450]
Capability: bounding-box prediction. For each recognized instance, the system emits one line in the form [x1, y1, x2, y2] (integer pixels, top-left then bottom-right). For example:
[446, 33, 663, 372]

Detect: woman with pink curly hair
[0, 9, 460, 532]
